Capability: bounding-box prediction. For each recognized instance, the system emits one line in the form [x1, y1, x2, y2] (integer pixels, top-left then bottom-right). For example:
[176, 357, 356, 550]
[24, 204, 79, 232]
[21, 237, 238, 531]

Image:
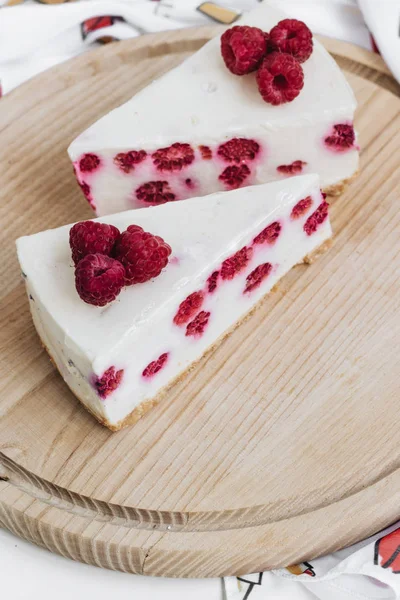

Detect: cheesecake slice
[17, 175, 331, 430]
[68, 3, 358, 217]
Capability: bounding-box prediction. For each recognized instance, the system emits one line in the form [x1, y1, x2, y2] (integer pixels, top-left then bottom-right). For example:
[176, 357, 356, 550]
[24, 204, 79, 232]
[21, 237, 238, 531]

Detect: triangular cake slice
[68, 3, 358, 217]
[17, 175, 331, 430]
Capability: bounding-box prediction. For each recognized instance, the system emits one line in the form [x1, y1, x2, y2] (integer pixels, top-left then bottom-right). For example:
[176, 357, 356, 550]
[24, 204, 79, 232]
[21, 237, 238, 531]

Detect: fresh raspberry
[324, 124, 355, 151]
[217, 138, 260, 163]
[219, 164, 250, 188]
[69, 221, 120, 265]
[173, 291, 205, 326]
[253, 221, 281, 245]
[256, 53, 304, 105]
[152, 143, 195, 172]
[244, 263, 272, 293]
[277, 160, 307, 175]
[221, 247, 253, 280]
[291, 196, 313, 219]
[304, 201, 329, 235]
[142, 353, 169, 378]
[113, 225, 172, 285]
[75, 254, 125, 306]
[269, 19, 313, 63]
[199, 145, 212, 160]
[136, 181, 176, 204]
[77, 180, 95, 208]
[94, 366, 124, 399]
[186, 311, 211, 338]
[79, 153, 101, 173]
[207, 271, 219, 294]
[114, 150, 147, 173]
[221, 26, 267, 75]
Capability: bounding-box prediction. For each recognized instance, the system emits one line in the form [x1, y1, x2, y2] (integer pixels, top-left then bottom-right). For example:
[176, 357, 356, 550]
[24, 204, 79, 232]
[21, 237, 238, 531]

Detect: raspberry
[142, 353, 169, 378]
[217, 138, 260, 163]
[77, 180, 95, 208]
[244, 263, 272, 293]
[136, 181, 176, 204]
[277, 160, 307, 175]
[269, 19, 313, 63]
[304, 201, 329, 235]
[173, 291, 205, 326]
[199, 145, 212, 160]
[324, 124, 355, 151]
[219, 164, 250, 188]
[113, 225, 172, 285]
[69, 221, 120, 265]
[79, 153, 101, 173]
[256, 53, 304, 105]
[114, 150, 147, 173]
[75, 254, 125, 306]
[221, 247, 253, 280]
[253, 221, 281, 245]
[291, 196, 313, 219]
[186, 311, 211, 338]
[185, 178, 194, 189]
[207, 271, 219, 294]
[152, 143, 195, 172]
[221, 26, 267, 75]
[94, 366, 124, 399]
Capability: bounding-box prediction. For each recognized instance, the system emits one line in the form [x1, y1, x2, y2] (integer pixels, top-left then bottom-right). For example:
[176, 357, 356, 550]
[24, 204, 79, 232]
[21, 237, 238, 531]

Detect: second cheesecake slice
[17, 175, 331, 430]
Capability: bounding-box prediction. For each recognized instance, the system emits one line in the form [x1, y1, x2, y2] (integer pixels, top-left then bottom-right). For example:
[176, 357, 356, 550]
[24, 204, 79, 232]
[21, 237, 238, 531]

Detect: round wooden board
[0, 28, 400, 579]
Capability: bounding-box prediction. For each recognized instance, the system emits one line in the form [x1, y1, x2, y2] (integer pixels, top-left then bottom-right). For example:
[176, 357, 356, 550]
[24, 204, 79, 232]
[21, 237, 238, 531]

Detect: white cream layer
[17, 175, 331, 427]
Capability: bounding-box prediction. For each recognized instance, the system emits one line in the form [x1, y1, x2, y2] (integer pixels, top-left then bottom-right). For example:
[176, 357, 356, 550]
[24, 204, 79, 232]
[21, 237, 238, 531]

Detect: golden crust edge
[322, 170, 359, 197]
[38, 236, 333, 432]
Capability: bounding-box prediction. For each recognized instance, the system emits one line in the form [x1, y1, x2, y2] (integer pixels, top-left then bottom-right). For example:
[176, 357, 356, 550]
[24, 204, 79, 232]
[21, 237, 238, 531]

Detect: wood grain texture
[0, 27, 400, 578]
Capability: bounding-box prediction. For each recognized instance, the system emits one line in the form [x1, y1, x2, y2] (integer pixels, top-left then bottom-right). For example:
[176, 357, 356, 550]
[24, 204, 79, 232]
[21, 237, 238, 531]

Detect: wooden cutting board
[0, 28, 399, 578]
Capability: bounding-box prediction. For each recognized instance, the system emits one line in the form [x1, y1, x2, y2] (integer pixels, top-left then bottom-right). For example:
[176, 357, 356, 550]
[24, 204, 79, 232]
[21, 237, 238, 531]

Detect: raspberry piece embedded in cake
[113, 225, 172, 285]
[324, 124, 355, 152]
[79, 153, 101, 173]
[199, 145, 212, 160]
[69, 221, 120, 265]
[142, 353, 169, 378]
[114, 150, 147, 173]
[217, 138, 260, 164]
[253, 221, 281, 245]
[277, 160, 307, 175]
[269, 19, 313, 63]
[77, 180, 95, 208]
[291, 196, 313, 219]
[94, 366, 124, 398]
[152, 143, 195, 172]
[136, 181, 176, 205]
[257, 52, 304, 105]
[75, 254, 125, 307]
[219, 164, 251, 189]
[244, 263, 272, 293]
[186, 311, 211, 338]
[304, 201, 329, 235]
[221, 247, 253, 280]
[174, 291, 205, 326]
[207, 271, 219, 294]
[221, 26, 267, 75]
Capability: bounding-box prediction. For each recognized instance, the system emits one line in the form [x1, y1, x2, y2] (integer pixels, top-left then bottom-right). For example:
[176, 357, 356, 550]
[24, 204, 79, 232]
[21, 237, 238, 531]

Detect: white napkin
[225, 522, 400, 599]
[0, 0, 398, 95]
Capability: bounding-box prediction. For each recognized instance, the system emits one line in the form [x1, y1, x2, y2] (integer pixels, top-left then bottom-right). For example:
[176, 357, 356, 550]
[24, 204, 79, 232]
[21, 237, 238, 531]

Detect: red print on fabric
[81, 16, 124, 41]
[374, 528, 400, 573]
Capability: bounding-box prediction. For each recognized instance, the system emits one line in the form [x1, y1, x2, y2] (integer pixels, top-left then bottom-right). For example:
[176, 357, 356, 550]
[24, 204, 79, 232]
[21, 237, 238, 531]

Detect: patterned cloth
[1, 1, 400, 598]
[1, 0, 399, 96]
